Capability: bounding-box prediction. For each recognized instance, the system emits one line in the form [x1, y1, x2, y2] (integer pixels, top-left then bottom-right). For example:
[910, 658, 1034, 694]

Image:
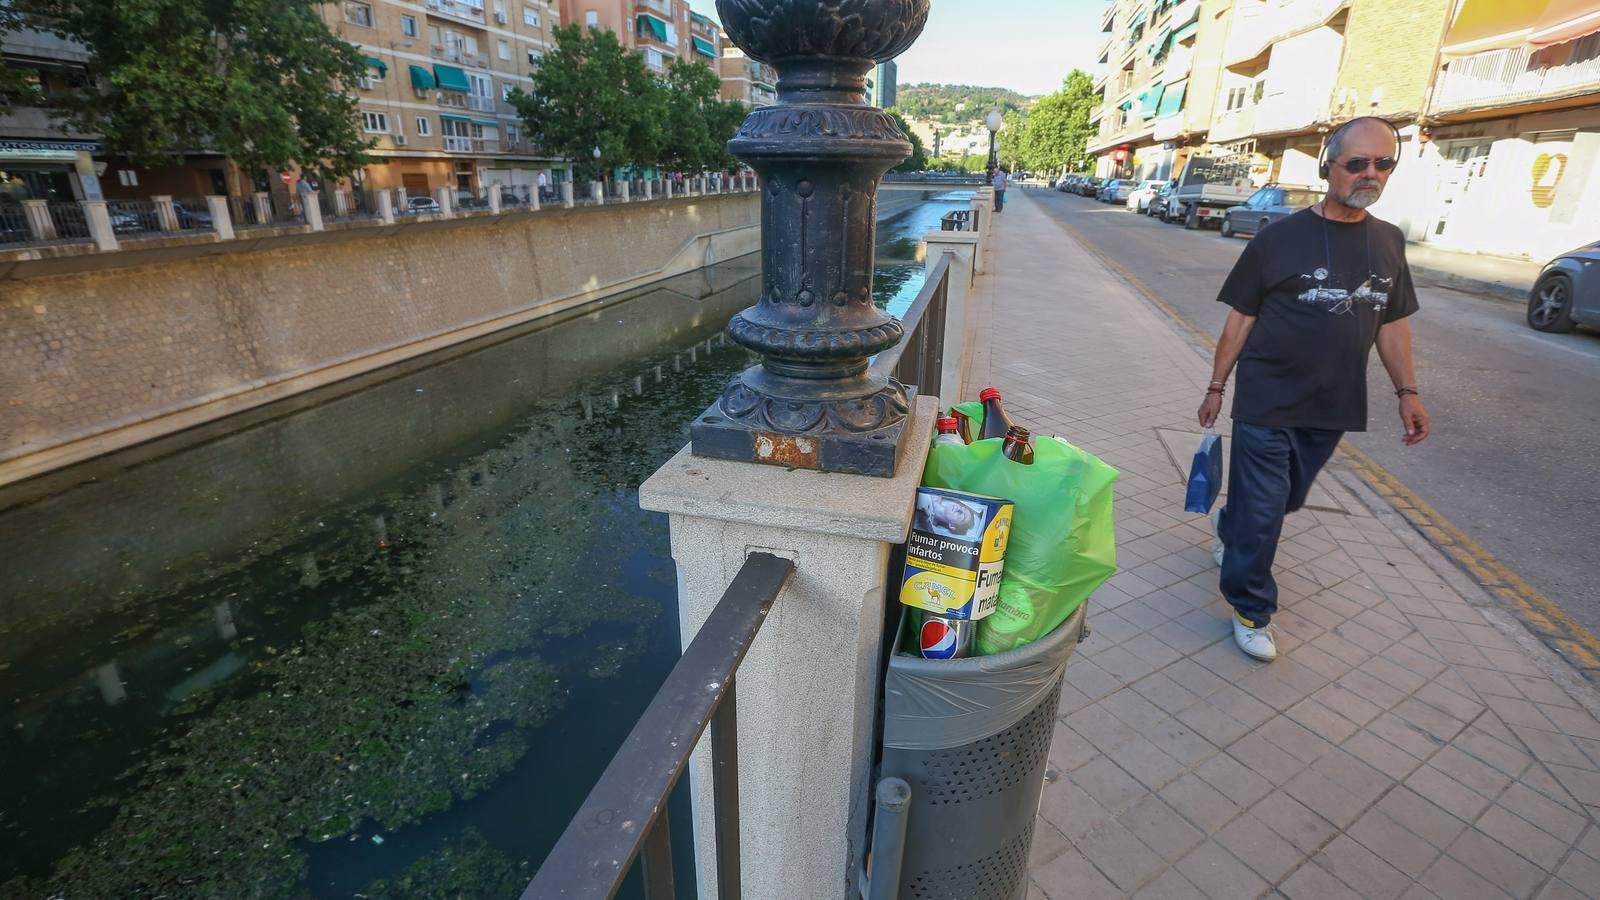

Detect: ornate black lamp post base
[691, 0, 931, 477]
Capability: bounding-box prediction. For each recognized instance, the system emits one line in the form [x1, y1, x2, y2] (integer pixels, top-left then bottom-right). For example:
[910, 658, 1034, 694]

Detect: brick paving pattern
[965, 191, 1600, 899]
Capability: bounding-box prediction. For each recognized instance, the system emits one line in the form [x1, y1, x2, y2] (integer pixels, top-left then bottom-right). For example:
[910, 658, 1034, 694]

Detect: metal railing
[882, 173, 988, 185]
[0, 203, 31, 244]
[523, 552, 795, 900]
[873, 250, 951, 397]
[1433, 37, 1600, 112]
[940, 209, 976, 231]
[106, 199, 163, 236]
[170, 197, 215, 232]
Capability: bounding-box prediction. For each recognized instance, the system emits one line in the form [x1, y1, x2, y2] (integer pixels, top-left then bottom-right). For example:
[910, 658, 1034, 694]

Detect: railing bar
[521, 553, 794, 900]
[871, 252, 952, 377]
[711, 676, 741, 900]
[640, 814, 675, 900]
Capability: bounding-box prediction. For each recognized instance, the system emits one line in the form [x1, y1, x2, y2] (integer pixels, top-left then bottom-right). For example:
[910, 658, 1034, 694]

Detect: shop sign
[0, 138, 101, 153]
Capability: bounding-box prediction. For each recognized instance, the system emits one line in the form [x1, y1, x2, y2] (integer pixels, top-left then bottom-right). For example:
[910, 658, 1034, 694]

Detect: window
[344, 1, 373, 27]
[524, 6, 539, 26]
[502, 82, 515, 100]
[362, 111, 390, 133]
[506, 124, 519, 145]
[498, 39, 511, 60]
[401, 14, 418, 37]
[1251, 80, 1265, 104]
[645, 47, 664, 71]
[366, 62, 384, 83]
[528, 49, 543, 64]
[585, 10, 598, 28]
[415, 115, 432, 137]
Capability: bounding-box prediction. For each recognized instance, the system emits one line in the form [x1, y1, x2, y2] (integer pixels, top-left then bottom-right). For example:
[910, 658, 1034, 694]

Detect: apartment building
[868, 60, 898, 109]
[323, 0, 567, 199]
[1088, 0, 1215, 182]
[719, 47, 777, 108]
[557, 0, 721, 74]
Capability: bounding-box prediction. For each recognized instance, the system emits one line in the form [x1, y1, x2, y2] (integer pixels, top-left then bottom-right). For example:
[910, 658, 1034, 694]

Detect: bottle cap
[1005, 425, 1031, 441]
[936, 417, 958, 431]
[979, 387, 1002, 402]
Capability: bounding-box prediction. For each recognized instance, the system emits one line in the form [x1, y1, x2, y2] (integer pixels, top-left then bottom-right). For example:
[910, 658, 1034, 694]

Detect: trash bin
[874, 602, 1088, 900]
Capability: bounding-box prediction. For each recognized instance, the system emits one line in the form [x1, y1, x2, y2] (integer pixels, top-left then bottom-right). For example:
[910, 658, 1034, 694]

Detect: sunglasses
[1338, 156, 1397, 174]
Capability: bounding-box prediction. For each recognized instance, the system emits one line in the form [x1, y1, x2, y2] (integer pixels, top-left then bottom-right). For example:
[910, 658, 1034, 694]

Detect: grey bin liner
[877, 602, 1086, 900]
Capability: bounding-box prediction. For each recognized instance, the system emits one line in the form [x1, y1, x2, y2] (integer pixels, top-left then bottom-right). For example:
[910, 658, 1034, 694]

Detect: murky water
[0, 196, 968, 899]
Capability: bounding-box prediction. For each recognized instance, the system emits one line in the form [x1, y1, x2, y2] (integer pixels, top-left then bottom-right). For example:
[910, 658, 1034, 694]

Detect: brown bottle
[1002, 426, 1035, 464]
[978, 387, 1015, 441]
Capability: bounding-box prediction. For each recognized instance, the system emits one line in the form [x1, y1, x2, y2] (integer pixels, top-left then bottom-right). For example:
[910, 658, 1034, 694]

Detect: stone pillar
[640, 395, 937, 900]
[560, 182, 574, 208]
[590, 181, 604, 205]
[619, 180, 631, 203]
[922, 232, 979, 401]
[21, 199, 55, 241]
[643, 178, 654, 200]
[333, 190, 351, 217]
[152, 195, 179, 232]
[81, 200, 118, 251]
[303, 194, 325, 231]
[252, 191, 272, 225]
[396, 187, 409, 211]
[377, 189, 396, 225]
[488, 187, 502, 213]
[969, 189, 990, 274]
[205, 195, 234, 240]
[529, 183, 542, 211]
[434, 186, 454, 218]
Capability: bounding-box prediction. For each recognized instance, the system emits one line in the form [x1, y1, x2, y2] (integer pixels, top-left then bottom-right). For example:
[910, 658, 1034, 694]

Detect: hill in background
[892, 83, 1036, 128]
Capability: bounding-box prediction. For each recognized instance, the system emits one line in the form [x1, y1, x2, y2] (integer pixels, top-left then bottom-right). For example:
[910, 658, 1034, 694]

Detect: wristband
[1395, 386, 1418, 398]
[1206, 387, 1225, 396]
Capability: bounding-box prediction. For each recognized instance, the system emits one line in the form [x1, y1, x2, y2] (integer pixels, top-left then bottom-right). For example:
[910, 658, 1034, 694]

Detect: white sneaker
[1211, 506, 1225, 568]
[1232, 612, 1277, 661]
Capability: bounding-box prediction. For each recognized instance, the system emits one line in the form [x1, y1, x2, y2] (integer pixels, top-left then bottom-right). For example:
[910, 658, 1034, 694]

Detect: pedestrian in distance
[1197, 116, 1431, 662]
[991, 167, 1007, 212]
[295, 173, 315, 221]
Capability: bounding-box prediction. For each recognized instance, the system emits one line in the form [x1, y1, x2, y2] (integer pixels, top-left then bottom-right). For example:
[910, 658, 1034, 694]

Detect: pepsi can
[919, 614, 974, 660]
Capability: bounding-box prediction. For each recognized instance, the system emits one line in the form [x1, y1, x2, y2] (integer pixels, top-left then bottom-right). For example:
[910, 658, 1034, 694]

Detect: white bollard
[590, 181, 604, 205]
[21, 199, 56, 241]
[561, 182, 575, 208]
[378, 190, 396, 225]
[205, 195, 234, 240]
[81, 200, 118, 251]
[152, 195, 179, 232]
[434, 186, 454, 218]
[303, 195, 324, 231]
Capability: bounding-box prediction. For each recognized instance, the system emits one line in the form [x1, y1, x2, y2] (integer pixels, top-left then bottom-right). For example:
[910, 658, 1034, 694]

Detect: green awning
[470, 117, 499, 127]
[1148, 27, 1173, 57]
[408, 65, 436, 90]
[1118, 98, 1134, 110]
[1172, 21, 1200, 44]
[1157, 79, 1187, 118]
[433, 64, 470, 93]
[1128, 8, 1148, 29]
[1137, 83, 1164, 118]
[441, 113, 471, 123]
[753, 81, 776, 91]
[636, 14, 669, 42]
[364, 56, 388, 74]
[692, 36, 716, 57]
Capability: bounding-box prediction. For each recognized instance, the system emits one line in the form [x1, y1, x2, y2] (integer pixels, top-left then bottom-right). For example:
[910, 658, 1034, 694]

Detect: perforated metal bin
[875, 602, 1088, 900]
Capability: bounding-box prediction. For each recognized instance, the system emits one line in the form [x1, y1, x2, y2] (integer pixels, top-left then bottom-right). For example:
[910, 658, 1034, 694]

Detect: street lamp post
[986, 108, 1003, 174]
[690, 0, 931, 477]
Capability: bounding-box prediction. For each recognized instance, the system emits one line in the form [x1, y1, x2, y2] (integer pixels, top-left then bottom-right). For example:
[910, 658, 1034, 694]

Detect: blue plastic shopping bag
[1184, 430, 1223, 514]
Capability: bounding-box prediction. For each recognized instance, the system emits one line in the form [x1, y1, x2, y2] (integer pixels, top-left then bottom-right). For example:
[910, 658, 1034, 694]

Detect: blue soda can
[919, 614, 975, 660]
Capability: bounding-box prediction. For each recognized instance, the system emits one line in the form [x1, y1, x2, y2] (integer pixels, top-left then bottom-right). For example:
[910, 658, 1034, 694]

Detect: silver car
[1220, 185, 1322, 238]
[1527, 241, 1600, 333]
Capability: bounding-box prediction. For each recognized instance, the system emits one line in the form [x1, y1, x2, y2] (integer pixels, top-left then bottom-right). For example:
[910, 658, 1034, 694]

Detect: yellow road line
[1046, 208, 1600, 675]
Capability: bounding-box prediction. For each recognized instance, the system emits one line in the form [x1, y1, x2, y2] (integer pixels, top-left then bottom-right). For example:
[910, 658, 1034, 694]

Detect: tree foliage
[885, 110, 927, 173]
[4, 0, 372, 177]
[660, 57, 747, 173]
[893, 83, 1034, 127]
[1016, 70, 1099, 176]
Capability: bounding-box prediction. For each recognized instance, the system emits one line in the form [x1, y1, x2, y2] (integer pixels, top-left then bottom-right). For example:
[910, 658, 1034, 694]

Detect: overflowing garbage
[898, 387, 1119, 658]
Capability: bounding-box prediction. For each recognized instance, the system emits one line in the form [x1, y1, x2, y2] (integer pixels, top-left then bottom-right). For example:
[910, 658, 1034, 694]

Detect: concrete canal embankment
[1, 192, 759, 484]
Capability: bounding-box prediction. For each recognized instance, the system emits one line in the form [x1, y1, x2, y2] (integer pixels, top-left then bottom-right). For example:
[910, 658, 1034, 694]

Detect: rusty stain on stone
[754, 433, 819, 469]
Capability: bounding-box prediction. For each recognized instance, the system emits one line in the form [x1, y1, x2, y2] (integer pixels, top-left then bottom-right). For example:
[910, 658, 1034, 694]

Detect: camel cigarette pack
[899, 487, 1013, 621]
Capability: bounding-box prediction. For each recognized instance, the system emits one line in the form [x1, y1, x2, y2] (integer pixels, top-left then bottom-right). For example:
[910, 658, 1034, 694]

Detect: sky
[685, 0, 1108, 96]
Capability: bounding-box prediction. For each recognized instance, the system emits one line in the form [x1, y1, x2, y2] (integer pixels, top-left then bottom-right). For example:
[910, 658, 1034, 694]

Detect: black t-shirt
[1217, 208, 1418, 432]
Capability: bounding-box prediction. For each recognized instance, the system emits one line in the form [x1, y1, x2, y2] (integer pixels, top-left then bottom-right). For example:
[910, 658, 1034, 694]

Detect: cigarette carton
[899, 486, 1013, 621]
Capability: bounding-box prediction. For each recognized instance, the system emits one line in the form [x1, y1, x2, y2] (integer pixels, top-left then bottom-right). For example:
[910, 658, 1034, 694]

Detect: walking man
[1198, 116, 1431, 661]
[991, 167, 1007, 212]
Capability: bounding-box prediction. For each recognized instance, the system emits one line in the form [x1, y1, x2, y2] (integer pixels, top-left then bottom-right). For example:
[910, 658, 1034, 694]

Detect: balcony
[432, 45, 487, 68]
[425, 0, 486, 26]
[1223, 0, 1343, 66]
[466, 94, 496, 113]
[637, 0, 672, 16]
[1207, 104, 1256, 144]
[1432, 39, 1600, 116]
[442, 136, 501, 154]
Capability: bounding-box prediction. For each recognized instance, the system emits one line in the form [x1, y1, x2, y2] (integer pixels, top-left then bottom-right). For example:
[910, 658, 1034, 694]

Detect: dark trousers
[1218, 423, 1343, 626]
[994, 190, 1005, 211]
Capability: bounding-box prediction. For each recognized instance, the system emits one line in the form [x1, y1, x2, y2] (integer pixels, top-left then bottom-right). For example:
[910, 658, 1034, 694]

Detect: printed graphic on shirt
[1296, 271, 1393, 315]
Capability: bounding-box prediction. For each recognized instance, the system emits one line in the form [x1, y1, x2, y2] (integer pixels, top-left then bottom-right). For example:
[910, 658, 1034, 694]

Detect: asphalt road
[1023, 186, 1600, 639]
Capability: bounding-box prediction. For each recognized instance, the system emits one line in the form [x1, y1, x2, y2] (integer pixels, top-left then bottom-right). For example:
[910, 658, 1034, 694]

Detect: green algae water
[0, 196, 967, 899]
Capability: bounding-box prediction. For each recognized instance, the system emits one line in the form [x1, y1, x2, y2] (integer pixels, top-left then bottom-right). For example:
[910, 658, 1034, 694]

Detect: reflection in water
[0, 199, 957, 898]
[874, 192, 975, 318]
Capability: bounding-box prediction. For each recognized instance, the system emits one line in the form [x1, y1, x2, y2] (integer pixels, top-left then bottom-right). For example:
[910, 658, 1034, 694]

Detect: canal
[0, 192, 972, 899]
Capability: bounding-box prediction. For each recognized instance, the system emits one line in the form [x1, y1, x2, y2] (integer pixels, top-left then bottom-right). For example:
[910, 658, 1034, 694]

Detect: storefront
[0, 138, 100, 201]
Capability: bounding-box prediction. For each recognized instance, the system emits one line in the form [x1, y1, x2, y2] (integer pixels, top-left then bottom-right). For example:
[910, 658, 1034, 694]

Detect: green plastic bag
[922, 401, 1119, 656]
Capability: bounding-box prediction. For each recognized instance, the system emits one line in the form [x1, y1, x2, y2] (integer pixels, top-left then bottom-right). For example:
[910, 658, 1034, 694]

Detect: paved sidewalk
[964, 192, 1600, 899]
[1404, 241, 1545, 302]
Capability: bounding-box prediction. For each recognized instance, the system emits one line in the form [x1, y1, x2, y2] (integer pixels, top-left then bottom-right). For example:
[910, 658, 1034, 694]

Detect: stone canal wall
[0, 193, 759, 483]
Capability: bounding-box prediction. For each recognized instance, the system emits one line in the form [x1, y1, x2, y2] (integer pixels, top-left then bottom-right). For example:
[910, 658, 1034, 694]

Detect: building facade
[321, 0, 570, 199]
[868, 60, 898, 109]
[718, 47, 777, 108]
[1085, 0, 1600, 261]
[557, 0, 721, 74]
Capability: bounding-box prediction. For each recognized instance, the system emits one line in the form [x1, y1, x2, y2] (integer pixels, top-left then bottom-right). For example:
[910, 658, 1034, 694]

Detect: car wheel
[1220, 217, 1235, 238]
[1184, 205, 1199, 230]
[1527, 272, 1577, 333]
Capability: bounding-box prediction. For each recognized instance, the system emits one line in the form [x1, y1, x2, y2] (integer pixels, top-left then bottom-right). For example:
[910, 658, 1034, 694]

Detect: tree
[885, 110, 927, 173]
[1018, 70, 1099, 176]
[511, 23, 664, 180]
[14, 0, 372, 178]
[660, 57, 747, 173]
[703, 99, 750, 172]
[997, 109, 1027, 172]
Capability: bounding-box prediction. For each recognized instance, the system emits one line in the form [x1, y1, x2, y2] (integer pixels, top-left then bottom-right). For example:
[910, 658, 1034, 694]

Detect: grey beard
[1343, 183, 1382, 209]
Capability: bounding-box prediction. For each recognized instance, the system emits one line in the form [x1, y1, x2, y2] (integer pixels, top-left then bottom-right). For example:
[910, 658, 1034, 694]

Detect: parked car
[1125, 180, 1163, 213]
[1219, 185, 1323, 238]
[1076, 177, 1103, 197]
[1147, 182, 1175, 218]
[1099, 179, 1135, 204]
[172, 200, 213, 229]
[405, 196, 443, 215]
[1527, 241, 1600, 333]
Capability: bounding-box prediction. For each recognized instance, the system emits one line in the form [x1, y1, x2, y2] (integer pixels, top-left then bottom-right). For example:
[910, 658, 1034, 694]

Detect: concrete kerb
[1409, 262, 1531, 303]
